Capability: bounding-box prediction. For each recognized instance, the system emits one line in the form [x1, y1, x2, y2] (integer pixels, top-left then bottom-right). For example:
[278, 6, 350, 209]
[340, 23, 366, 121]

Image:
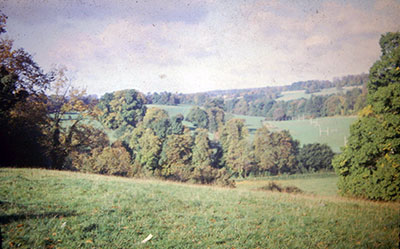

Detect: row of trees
[225, 87, 367, 120]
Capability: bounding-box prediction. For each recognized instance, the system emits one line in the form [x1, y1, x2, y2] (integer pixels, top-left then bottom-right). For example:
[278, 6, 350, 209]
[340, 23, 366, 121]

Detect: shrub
[259, 181, 303, 194]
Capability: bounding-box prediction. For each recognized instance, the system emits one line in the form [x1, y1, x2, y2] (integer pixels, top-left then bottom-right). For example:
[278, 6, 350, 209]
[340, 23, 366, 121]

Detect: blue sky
[1, 0, 399, 95]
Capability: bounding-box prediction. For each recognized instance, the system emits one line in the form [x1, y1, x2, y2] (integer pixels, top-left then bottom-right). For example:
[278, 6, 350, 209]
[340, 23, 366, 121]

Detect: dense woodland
[0, 12, 399, 200]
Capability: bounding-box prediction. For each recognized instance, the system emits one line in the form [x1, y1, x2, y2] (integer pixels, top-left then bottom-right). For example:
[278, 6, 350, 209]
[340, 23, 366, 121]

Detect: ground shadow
[0, 211, 78, 225]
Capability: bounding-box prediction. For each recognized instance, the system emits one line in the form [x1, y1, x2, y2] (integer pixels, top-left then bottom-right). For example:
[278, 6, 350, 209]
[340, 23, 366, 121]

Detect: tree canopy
[333, 32, 400, 201]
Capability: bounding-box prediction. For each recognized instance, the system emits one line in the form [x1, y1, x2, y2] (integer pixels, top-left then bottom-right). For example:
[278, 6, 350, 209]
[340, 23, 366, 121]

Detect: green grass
[1, 168, 399, 248]
[232, 114, 357, 152]
[236, 173, 339, 196]
[146, 104, 196, 129]
[266, 116, 358, 152]
[276, 86, 363, 101]
[276, 90, 309, 101]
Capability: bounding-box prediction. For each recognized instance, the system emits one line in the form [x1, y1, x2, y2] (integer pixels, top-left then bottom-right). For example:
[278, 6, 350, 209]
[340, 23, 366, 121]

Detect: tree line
[146, 76, 368, 120]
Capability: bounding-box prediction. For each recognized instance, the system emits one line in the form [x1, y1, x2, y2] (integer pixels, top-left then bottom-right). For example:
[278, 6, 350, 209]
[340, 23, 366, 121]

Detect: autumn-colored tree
[0, 13, 52, 166]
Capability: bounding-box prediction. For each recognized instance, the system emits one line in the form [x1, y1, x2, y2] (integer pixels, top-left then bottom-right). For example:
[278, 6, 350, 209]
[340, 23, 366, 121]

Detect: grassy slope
[1, 168, 399, 248]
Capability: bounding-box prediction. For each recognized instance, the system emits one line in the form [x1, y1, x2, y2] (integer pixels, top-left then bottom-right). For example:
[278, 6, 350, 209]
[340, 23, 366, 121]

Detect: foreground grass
[1, 168, 399, 248]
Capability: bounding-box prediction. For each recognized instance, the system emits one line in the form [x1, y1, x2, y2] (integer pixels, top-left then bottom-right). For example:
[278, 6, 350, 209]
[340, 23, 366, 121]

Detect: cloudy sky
[1, 0, 399, 95]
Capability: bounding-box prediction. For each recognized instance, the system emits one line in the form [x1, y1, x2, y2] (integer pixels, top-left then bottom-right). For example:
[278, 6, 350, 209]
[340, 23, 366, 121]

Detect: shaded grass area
[236, 173, 339, 197]
[1, 168, 398, 248]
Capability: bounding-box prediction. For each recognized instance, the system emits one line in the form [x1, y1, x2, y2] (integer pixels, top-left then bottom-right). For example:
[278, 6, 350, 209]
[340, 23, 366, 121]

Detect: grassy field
[233, 114, 357, 152]
[276, 86, 363, 101]
[266, 116, 358, 152]
[1, 168, 399, 248]
[146, 104, 196, 129]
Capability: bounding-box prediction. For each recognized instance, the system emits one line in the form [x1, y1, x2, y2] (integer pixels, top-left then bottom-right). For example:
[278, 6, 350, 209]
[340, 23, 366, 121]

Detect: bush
[191, 166, 235, 187]
[72, 144, 133, 176]
[259, 181, 303, 194]
[298, 143, 335, 172]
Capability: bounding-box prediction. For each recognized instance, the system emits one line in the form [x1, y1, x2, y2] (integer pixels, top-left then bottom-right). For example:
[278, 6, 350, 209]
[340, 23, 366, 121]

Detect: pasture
[1, 168, 399, 248]
[233, 114, 357, 152]
[276, 86, 363, 101]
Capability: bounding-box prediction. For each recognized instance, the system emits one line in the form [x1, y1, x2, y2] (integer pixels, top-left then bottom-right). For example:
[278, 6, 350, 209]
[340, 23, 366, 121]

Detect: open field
[276, 86, 363, 101]
[1, 168, 399, 248]
[233, 115, 357, 152]
[146, 104, 197, 129]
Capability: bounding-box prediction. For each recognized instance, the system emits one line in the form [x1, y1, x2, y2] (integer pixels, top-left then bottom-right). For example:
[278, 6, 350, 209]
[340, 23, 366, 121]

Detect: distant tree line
[146, 75, 368, 120]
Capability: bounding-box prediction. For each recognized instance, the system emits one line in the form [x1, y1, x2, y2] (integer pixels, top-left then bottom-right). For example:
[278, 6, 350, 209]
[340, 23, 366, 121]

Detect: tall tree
[333, 32, 400, 201]
[0, 13, 52, 166]
[253, 126, 299, 175]
[219, 119, 252, 177]
[160, 131, 193, 181]
[192, 128, 213, 167]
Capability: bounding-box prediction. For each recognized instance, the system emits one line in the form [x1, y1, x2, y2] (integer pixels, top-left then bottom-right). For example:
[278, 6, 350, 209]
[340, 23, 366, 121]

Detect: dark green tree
[253, 126, 299, 175]
[98, 89, 146, 131]
[333, 32, 400, 201]
[298, 143, 334, 172]
[185, 106, 209, 129]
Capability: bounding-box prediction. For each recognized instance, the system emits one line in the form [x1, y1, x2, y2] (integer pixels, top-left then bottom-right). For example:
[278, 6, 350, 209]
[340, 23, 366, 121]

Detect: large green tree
[333, 32, 400, 201]
[253, 126, 299, 175]
[219, 119, 252, 177]
[98, 89, 147, 131]
[185, 106, 209, 129]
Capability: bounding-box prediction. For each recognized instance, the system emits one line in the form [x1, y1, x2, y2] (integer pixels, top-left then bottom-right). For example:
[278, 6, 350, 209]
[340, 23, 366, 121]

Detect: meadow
[276, 86, 363, 101]
[1, 168, 399, 248]
[232, 114, 357, 152]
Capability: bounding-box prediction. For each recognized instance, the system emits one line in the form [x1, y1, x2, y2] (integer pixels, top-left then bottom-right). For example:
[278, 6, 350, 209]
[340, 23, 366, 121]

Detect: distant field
[266, 116, 358, 152]
[276, 86, 363, 101]
[146, 104, 196, 129]
[233, 114, 357, 152]
[1, 168, 399, 248]
[146, 104, 194, 117]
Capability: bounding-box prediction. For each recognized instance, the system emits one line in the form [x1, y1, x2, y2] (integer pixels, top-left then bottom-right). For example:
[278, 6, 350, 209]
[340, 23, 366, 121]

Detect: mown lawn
[1, 168, 398, 248]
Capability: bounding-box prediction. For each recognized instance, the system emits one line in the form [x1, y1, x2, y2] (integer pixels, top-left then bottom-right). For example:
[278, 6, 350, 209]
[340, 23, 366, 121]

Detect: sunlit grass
[1, 168, 398, 248]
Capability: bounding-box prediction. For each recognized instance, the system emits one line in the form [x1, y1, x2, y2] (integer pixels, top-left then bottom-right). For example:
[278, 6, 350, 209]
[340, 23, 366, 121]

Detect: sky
[1, 0, 400, 96]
